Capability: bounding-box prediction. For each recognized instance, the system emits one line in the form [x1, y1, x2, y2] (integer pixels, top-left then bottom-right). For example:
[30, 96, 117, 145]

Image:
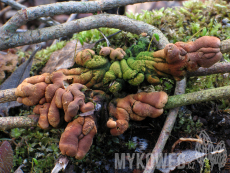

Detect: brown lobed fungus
[32, 83, 95, 128]
[152, 36, 222, 81]
[59, 115, 97, 160]
[59, 90, 108, 160]
[15, 73, 50, 106]
[25, 80, 108, 159]
[99, 47, 126, 60]
[107, 91, 168, 136]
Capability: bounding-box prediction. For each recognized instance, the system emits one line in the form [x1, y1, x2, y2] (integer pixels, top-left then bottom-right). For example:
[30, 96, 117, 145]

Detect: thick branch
[144, 79, 186, 173]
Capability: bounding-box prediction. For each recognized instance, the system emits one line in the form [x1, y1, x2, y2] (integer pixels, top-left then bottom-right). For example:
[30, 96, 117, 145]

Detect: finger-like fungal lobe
[59, 90, 108, 160]
[26, 80, 108, 159]
[15, 73, 50, 106]
[152, 36, 222, 80]
[107, 91, 168, 136]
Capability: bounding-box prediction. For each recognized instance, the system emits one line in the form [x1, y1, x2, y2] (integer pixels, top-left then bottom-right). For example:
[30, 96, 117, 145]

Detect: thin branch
[1, 0, 25, 10]
[51, 13, 78, 45]
[144, 78, 186, 173]
[0, 0, 179, 50]
[95, 30, 122, 44]
[220, 39, 230, 53]
[0, 88, 17, 104]
[1, 0, 59, 27]
[187, 62, 230, 77]
[0, 0, 24, 17]
[165, 84, 230, 109]
[97, 28, 110, 47]
[0, 115, 39, 131]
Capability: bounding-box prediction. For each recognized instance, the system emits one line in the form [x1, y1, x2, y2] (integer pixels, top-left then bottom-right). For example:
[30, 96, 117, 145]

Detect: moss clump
[125, 36, 150, 58]
[174, 107, 203, 134]
[126, 0, 230, 43]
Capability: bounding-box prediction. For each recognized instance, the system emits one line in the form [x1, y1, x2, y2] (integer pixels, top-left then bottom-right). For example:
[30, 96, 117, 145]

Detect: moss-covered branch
[165, 85, 230, 109]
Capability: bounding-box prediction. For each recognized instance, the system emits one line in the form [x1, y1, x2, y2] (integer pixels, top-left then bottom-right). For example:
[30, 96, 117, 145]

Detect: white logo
[194, 130, 227, 171]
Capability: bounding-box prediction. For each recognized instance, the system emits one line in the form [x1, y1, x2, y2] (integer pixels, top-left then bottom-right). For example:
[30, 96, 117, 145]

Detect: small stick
[0, 115, 39, 131]
[144, 79, 186, 173]
[0, 88, 17, 103]
[97, 28, 110, 47]
[171, 136, 203, 152]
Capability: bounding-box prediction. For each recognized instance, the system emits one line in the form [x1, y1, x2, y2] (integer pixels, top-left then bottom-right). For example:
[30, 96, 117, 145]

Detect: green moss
[125, 37, 150, 57]
[174, 107, 203, 134]
[126, 0, 230, 42]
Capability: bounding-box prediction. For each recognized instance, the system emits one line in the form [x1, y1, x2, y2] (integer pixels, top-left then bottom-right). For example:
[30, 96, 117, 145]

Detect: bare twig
[0, 0, 178, 50]
[165, 84, 230, 109]
[97, 28, 110, 47]
[0, 88, 17, 103]
[187, 62, 230, 77]
[1, 0, 25, 10]
[95, 30, 122, 44]
[0, 115, 39, 131]
[144, 78, 186, 173]
[1, 0, 59, 26]
[171, 136, 203, 152]
[0, 0, 24, 17]
[51, 13, 78, 45]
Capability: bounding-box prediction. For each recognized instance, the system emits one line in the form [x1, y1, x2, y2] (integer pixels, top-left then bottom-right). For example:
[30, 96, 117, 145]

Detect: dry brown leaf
[0, 52, 18, 83]
[0, 141, 14, 173]
[42, 40, 95, 73]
